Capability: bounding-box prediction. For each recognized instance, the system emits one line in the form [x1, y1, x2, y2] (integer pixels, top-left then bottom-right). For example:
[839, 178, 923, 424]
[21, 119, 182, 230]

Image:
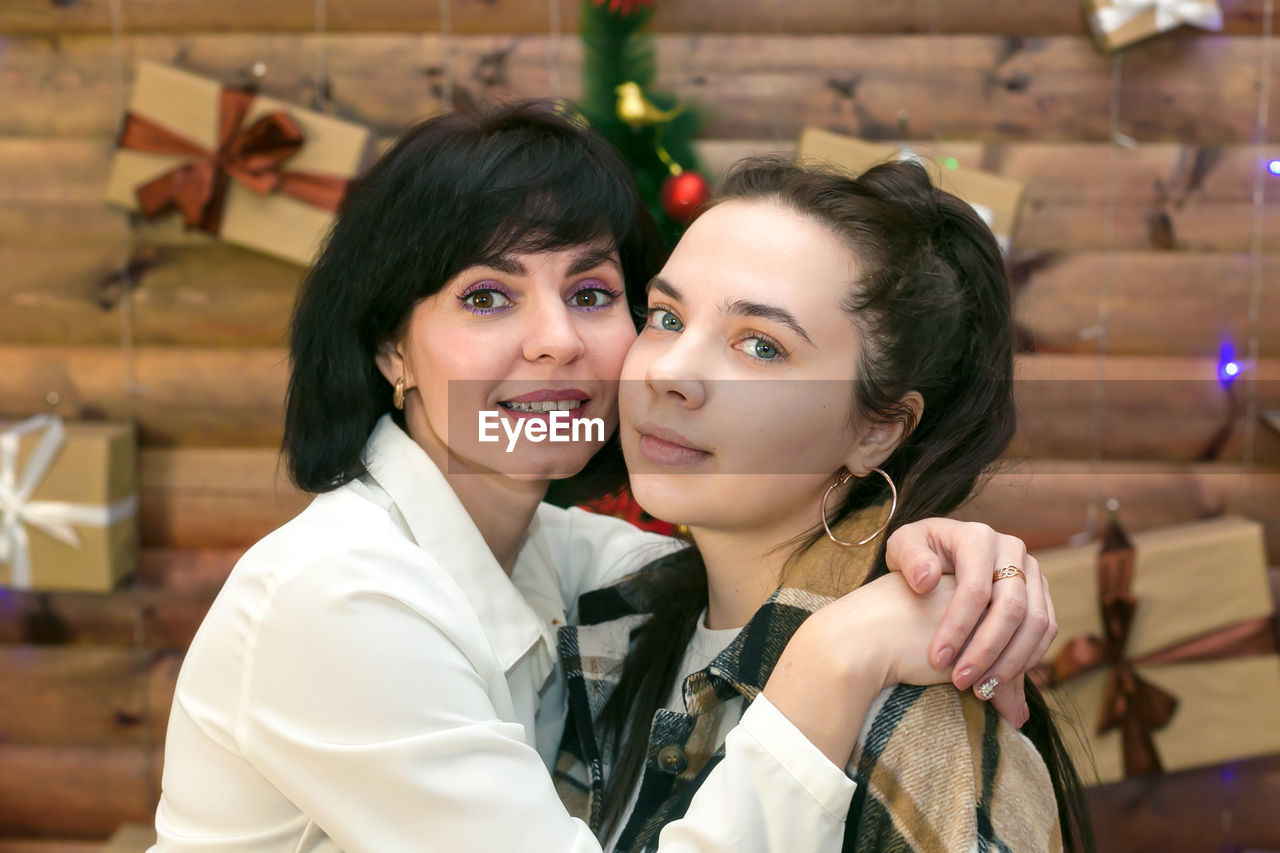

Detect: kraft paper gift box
[1083, 0, 1224, 53]
[0, 416, 139, 593]
[797, 128, 1025, 255]
[105, 61, 373, 266]
[1033, 515, 1280, 786]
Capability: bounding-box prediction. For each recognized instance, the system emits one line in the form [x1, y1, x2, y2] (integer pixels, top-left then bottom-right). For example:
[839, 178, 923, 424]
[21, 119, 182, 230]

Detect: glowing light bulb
[1269, 159, 1280, 176]
[1218, 342, 1243, 388]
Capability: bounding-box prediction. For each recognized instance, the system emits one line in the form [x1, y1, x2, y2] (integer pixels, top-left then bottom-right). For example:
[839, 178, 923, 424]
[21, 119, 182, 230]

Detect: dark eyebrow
[647, 276, 682, 301]
[648, 276, 815, 348]
[567, 247, 623, 277]
[723, 300, 816, 347]
[476, 255, 527, 276]
[475, 248, 621, 279]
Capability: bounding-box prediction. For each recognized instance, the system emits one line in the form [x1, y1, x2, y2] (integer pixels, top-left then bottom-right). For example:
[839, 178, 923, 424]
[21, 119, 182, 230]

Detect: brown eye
[459, 288, 511, 313]
[574, 291, 600, 307]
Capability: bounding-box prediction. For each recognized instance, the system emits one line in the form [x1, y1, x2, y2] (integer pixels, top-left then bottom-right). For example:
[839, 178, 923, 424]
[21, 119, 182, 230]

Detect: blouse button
[657, 744, 688, 774]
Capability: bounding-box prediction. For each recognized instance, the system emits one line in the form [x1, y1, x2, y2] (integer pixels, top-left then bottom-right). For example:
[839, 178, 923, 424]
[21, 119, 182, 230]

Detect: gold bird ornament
[614, 82, 685, 128]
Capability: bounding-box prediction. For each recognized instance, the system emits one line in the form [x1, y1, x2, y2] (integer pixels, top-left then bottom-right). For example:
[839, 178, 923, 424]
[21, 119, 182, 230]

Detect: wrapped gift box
[1083, 0, 1223, 53]
[1034, 515, 1280, 785]
[105, 61, 373, 266]
[0, 416, 138, 593]
[797, 128, 1025, 255]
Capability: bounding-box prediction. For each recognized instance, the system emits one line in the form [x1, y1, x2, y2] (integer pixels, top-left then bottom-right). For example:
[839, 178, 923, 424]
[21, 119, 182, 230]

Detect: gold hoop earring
[821, 467, 898, 547]
[393, 376, 406, 410]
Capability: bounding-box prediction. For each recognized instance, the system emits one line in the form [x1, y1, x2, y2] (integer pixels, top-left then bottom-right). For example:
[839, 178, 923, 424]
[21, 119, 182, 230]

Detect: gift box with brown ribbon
[796, 128, 1025, 256]
[0, 416, 138, 594]
[1083, 0, 1224, 53]
[105, 61, 373, 266]
[1033, 513, 1280, 785]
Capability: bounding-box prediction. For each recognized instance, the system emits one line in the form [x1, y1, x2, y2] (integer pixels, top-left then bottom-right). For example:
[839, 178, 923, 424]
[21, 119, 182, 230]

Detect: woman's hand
[882, 519, 1058, 728]
[762, 573, 957, 767]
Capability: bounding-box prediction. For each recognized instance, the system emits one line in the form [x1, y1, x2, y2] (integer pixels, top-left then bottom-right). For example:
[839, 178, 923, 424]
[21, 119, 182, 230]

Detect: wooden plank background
[1, 2, 1278, 850]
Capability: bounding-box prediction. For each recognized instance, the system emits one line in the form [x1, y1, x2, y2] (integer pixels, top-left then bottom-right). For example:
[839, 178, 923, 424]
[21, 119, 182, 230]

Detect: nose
[521, 297, 586, 364]
[644, 334, 706, 410]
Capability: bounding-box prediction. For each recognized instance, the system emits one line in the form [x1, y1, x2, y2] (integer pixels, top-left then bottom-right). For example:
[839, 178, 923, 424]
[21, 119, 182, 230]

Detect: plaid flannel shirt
[554, 510, 1064, 852]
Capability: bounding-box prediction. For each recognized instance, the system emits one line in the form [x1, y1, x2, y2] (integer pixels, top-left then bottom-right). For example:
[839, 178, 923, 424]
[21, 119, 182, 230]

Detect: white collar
[361, 414, 556, 677]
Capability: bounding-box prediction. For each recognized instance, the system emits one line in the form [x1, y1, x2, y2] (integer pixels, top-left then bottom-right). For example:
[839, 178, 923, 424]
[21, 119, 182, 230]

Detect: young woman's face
[619, 199, 875, 533]
[393, 241, 636, 482]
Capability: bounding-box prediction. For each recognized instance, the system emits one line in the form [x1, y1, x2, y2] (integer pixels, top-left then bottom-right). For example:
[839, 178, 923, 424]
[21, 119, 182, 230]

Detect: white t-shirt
[606, 612, 743, 851]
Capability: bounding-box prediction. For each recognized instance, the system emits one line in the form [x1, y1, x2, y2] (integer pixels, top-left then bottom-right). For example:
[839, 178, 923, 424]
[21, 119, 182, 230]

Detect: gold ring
[993, 565, 1026, 582]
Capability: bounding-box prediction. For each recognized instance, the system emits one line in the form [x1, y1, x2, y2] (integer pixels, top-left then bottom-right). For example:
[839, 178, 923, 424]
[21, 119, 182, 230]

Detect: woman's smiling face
[385, 241, 637, 483]
[619, 199, 887, 533]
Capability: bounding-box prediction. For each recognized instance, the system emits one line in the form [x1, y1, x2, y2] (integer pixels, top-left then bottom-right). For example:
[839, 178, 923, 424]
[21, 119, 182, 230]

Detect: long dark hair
[283, 100, 666, 503]
[596, 157, 1093, 851]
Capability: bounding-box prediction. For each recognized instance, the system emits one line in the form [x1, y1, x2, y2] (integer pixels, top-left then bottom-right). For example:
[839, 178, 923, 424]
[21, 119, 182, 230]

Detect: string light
[547, 0, 562, 99]
[1083, 52, 1123, 541]
[313, 0, 327, 109]
[439, 0, 454, 111]
[107, 0, 157, 814]
[1268, 159, 1280, 175]
[1218, 340, 1243, 388]
[1241, 0, 1274, 512]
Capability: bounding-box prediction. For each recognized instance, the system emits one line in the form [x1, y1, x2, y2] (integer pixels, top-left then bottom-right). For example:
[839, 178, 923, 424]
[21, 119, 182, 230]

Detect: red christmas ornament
[592, 0, 657, 15]
[580, 487, 676, 537]
[660, 171, 710, 224]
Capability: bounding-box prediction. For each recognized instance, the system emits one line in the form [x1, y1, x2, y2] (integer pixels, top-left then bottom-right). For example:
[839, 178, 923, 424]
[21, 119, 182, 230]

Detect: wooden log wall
[1, 2, 1278, 850]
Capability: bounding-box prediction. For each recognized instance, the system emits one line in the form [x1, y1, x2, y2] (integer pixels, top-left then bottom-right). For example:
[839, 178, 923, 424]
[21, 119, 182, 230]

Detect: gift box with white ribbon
[1084, 0, 1224, 53]
[0, 416, 139, 593]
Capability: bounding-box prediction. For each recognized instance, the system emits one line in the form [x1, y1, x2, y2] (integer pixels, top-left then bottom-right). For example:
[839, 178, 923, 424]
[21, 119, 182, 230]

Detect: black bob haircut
[283, 100, 666, 503]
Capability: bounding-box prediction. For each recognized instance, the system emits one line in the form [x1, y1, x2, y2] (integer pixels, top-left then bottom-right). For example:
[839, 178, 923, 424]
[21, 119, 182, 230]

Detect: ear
[374, 338, 410, 389]
[845, 391, 924, 476]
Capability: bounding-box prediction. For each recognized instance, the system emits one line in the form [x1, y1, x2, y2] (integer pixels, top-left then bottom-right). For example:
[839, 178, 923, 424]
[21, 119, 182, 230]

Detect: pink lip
[502, 388, 590, 404]
[635, 423, 711, 467]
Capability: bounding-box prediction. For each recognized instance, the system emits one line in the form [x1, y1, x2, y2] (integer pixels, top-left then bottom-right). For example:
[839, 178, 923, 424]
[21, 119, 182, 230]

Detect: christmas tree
[577, 0, 708, 248]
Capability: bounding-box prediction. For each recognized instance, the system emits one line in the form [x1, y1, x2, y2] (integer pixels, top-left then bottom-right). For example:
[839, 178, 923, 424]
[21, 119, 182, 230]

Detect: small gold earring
[393, 376, 406, 410]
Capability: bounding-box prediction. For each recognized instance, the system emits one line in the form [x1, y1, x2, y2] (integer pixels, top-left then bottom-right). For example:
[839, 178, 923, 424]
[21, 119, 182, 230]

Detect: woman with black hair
[150, 104, 1059, 852]
[561, 157, 1092, 851]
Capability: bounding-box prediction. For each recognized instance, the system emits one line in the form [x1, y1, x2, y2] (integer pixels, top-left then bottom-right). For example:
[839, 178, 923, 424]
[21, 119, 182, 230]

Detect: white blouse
[150, 415, 855, 852]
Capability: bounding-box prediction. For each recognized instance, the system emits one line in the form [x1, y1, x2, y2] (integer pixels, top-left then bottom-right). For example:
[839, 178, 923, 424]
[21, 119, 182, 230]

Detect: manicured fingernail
[975, 677, 1001, 700]
[935, 646, 955, 668]
[955, 666, 977, 689]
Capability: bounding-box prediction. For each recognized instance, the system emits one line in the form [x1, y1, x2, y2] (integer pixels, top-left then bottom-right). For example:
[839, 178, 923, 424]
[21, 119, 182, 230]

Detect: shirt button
[657, 744, 687, 774]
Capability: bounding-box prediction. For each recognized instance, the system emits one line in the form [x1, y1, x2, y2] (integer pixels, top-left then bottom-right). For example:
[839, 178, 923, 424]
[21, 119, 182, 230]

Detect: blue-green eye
[735, 336, 786, 362]
[648, 308, 683, 332]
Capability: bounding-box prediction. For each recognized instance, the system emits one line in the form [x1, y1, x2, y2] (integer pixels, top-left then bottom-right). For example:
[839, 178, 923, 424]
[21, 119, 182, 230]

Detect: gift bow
[0, 415, 138, 589]
[1036, 579, 1277, 778]
[1094, 0, 1224, 36]
[117, 86, 350, 235]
